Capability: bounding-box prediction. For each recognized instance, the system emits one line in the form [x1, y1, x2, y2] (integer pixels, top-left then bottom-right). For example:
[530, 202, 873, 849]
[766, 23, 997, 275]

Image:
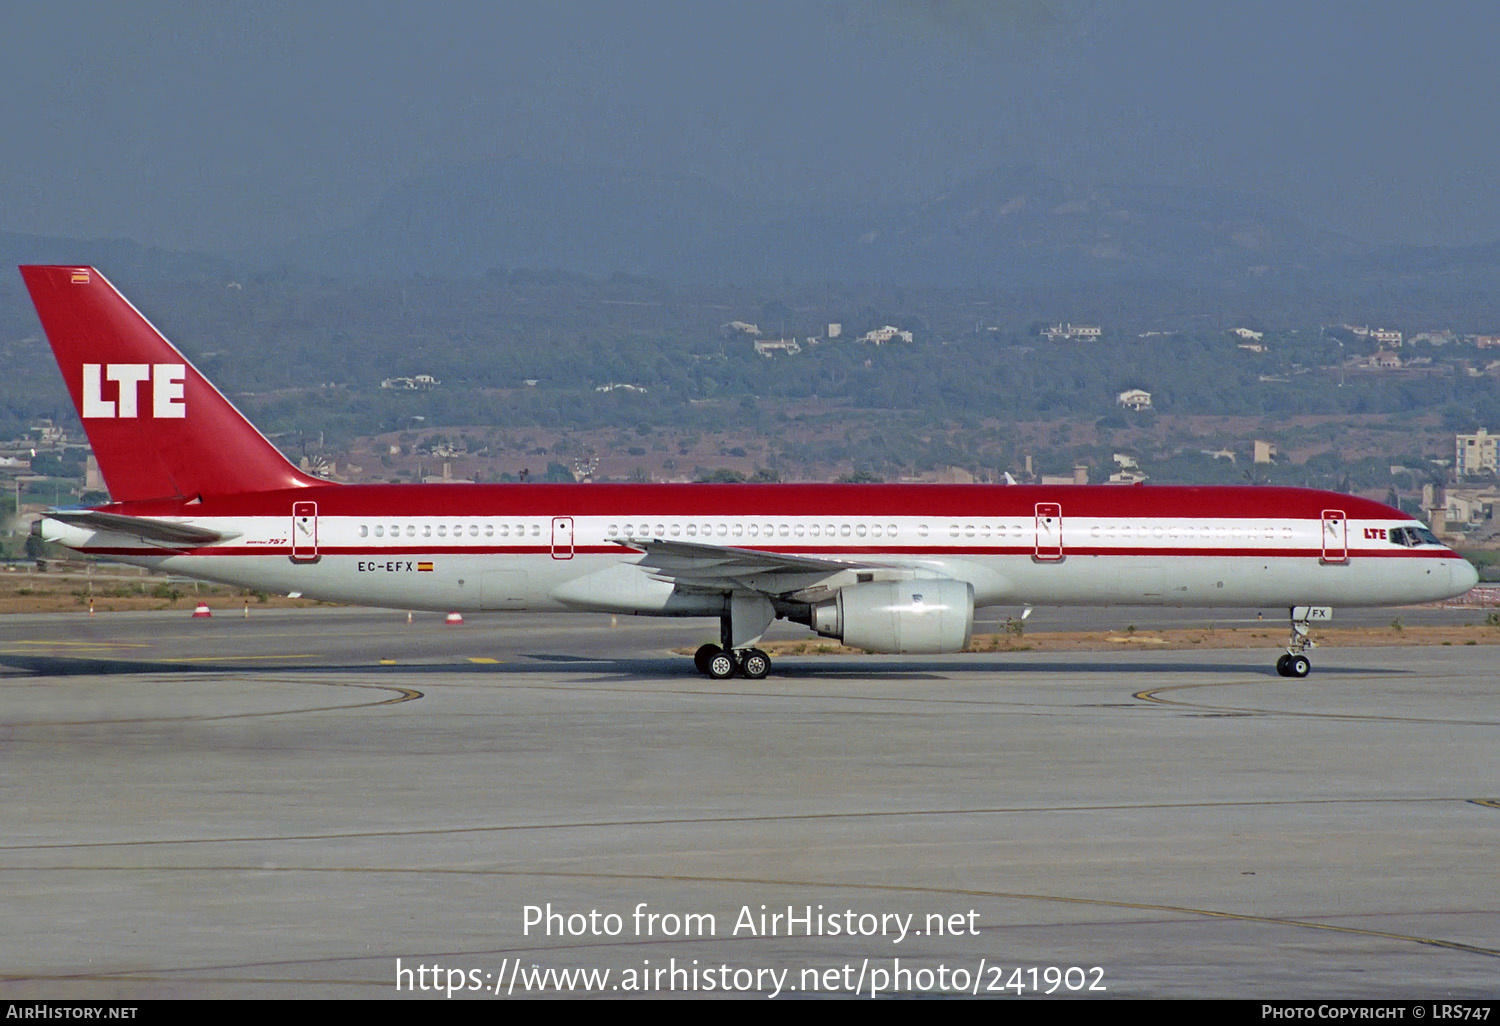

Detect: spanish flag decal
[417, 561, 434, 572]
[70, 269, 91, 284]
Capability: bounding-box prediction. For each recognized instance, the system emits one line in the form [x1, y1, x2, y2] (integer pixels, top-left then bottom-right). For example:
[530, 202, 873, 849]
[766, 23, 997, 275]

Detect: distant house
[1231, 327, 1264, 341]
[855, 325, 914, 345]
[1044, 323, 1102, 342]
[1254, 440, 1278, 465]
[1116, 388, 1152, 411]
[381, 374, 440, 390]
[722, 321, 761, 337]
[1109, 453, 1147, 485]
[1371, 328, 1403, 346]
[1410, 330, 1455, 346]
[1456, 427, 1500, 476]
[595, 383, 648, 394]
[753, 338, 802, 357]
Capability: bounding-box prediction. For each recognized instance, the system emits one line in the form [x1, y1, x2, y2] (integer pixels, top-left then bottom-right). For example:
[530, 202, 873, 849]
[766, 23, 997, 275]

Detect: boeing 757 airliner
[19, 266, 1479, 679]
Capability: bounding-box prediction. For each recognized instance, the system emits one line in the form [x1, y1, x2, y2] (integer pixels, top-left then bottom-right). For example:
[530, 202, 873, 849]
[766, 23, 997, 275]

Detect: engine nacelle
[810, 579, 974, 654]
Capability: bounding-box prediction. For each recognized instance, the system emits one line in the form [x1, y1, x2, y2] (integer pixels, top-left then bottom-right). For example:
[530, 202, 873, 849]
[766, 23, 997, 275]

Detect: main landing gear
[693, 592, 776, 680]
[1274, 605, 1328, 677]
[693, 643, 772, 680]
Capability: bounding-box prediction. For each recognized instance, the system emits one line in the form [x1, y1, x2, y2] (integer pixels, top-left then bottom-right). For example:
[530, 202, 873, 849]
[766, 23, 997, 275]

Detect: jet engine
[809, 579, 974, 654]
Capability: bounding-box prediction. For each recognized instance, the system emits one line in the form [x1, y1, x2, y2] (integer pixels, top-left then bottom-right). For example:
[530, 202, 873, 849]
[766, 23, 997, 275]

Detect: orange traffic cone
[444, 612, 464, 625]
[191, 602, 212, 618]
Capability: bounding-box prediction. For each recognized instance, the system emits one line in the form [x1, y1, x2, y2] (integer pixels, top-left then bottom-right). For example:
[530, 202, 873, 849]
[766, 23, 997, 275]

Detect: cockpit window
[1389, 526, 1442, 547]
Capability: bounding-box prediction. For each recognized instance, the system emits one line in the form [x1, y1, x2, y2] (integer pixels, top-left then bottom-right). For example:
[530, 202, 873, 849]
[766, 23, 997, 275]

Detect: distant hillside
[260, 160, 756, 280]
[0, 231, 230, 281]
[260, 159, 1378, 286]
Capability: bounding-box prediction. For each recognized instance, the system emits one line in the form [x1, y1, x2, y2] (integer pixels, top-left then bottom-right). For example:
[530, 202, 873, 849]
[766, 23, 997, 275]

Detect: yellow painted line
[160, 654, 318, 663]
[378, 659, 397, 665]
[1470, 798, 1500, 810]
[467, 657, 500, 664]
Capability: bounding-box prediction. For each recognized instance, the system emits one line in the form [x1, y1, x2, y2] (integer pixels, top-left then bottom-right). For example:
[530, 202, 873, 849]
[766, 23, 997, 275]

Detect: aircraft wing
[44, 509, 240, 547]
[613, 537, 880, 593]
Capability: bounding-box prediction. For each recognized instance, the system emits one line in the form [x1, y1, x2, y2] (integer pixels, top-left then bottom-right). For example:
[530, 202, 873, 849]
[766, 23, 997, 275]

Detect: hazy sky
[4, 0, 1499, 250]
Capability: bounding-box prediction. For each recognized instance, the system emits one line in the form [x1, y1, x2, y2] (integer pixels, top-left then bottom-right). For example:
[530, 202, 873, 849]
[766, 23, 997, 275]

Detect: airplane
[19, 265, 1480, 680]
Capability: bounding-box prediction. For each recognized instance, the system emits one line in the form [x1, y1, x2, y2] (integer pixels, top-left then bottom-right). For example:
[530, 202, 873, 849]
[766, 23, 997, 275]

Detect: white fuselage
[44, 507, 1478, 615]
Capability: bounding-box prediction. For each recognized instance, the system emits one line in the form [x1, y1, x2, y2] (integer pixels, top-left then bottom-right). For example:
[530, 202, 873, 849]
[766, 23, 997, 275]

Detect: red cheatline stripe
[73, 545, 1458, 560]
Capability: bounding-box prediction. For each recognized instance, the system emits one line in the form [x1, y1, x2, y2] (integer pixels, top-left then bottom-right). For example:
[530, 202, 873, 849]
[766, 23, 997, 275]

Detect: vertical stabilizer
[20, 265, 319, 502]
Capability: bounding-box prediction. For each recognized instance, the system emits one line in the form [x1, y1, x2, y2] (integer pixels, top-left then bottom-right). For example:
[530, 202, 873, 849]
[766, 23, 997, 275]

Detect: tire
[706, 650, 737, 680]
[1276, 654, 1292, 677]
[694, 643, 721, 675]
[739, 648, 771, 680]
[1287, 654, 1311, 678]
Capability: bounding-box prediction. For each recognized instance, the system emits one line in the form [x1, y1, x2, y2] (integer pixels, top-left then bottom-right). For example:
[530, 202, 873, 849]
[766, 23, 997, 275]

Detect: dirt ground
[0, 564, 323, 614]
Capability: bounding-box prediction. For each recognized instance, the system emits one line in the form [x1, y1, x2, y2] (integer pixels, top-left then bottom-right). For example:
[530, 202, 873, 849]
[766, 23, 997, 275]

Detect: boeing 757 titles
[19, 266, 1479, 678]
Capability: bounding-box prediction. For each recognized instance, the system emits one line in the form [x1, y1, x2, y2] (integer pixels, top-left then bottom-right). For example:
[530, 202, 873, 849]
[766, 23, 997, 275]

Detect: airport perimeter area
[0, 608, 1496, 999]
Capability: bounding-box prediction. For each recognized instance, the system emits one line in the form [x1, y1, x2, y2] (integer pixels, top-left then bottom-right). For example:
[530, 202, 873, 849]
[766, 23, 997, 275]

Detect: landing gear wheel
[694, 644, 721, 675]
[705, 649, 738, 681]
[1276, 654, 1292, 677]
[1286, 654, 1311, 678]
[738, 648, 771, 680]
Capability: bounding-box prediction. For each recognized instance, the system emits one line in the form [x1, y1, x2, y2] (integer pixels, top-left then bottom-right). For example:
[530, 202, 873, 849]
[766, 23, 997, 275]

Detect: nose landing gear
[1275, 606, 1329, 677]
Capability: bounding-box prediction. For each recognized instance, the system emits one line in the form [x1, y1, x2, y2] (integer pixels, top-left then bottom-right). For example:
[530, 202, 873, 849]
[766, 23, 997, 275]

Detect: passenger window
[437, 525, 446, 538]
[359, 525, 368, 538]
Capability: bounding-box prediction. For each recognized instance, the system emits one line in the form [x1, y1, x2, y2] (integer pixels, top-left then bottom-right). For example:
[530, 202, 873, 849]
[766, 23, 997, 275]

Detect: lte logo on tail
[82, 363, 187, 419]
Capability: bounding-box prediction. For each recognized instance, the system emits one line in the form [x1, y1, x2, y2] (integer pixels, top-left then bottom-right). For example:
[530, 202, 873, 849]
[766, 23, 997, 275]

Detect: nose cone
[1451, 559, 1480, 596]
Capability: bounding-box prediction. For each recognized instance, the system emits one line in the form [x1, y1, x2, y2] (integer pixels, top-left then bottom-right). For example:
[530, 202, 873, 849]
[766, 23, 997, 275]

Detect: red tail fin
[20, 265, 319, 502]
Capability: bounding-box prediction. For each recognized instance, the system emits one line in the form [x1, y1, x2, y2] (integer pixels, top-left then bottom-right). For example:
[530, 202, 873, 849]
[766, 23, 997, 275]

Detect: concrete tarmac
[0, 608, 1496, 999]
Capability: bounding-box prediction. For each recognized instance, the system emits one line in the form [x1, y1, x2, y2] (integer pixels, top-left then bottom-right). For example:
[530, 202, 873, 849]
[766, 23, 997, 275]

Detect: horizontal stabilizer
[45, 508, 239, 546]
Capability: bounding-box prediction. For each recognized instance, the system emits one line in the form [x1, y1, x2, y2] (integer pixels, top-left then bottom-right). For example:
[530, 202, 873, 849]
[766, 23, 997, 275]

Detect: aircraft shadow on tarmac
[0, 652, 1407, 679]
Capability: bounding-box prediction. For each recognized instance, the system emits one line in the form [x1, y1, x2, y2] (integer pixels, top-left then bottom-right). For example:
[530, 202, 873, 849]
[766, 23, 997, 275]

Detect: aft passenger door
[1035, 503, 1063, 561]
[1321, 509, 1348, 564]
[551, 516, 575, 560]
[291, 501, 318, 563]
